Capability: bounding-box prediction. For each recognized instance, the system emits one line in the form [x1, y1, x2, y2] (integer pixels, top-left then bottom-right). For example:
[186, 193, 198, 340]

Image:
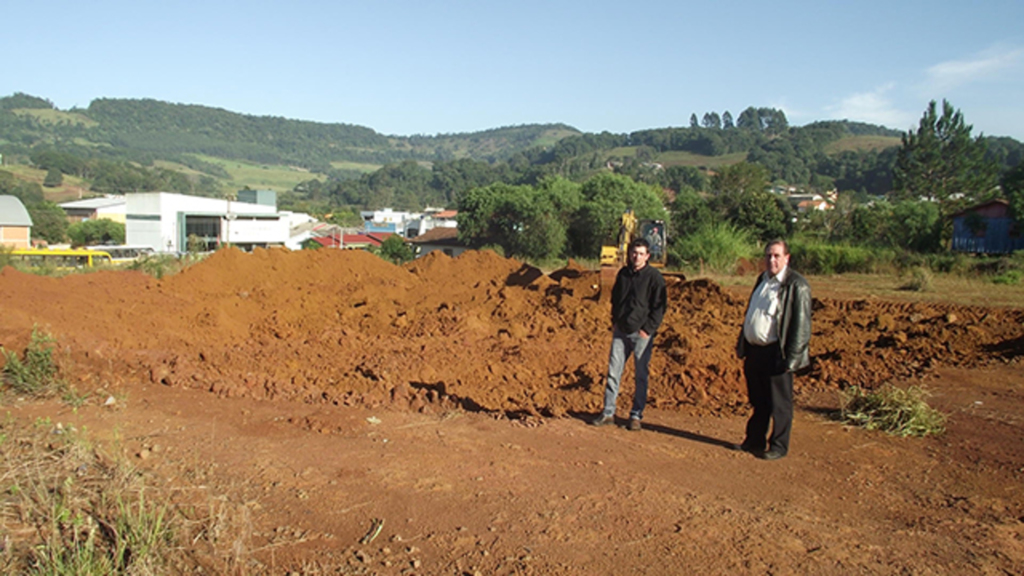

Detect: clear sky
[3, 0, 1023, 140]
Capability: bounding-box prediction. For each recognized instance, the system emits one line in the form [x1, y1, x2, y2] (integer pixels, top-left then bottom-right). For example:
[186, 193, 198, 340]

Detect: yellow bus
[86, 245, 155, 264]
[8, 248, 114, 269]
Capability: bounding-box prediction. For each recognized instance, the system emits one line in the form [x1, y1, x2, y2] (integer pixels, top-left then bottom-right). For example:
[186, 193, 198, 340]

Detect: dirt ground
[2, 248, 1023, 574]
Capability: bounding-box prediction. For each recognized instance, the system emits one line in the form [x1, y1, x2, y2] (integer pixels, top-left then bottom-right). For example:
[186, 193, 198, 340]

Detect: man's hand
[639, 330, 649, 339]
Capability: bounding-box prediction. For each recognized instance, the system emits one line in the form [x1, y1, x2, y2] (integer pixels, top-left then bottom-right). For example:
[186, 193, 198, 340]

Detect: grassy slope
[187, 155, 326, 196]
[824, 135, 901, 154]
[329, 160, 383, 172]
[656, 150, 748, 168]
[3, 164, 90, 202]
[11, 108, 99, 127]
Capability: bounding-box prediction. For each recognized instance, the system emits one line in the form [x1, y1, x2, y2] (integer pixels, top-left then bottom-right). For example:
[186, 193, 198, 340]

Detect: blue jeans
[602, 328, 654, 420]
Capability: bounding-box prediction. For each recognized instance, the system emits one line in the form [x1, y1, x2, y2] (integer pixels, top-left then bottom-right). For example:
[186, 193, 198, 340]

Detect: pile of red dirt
[2, 248, 1022, 416]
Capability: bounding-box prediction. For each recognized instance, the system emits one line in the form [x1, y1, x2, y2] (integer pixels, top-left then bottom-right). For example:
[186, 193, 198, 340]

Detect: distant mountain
[1, 93, 1020, 206]
[0, 93, 579, 172]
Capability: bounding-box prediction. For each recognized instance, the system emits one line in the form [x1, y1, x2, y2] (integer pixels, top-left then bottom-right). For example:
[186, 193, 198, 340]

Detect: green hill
[0, 92, 1021, 210]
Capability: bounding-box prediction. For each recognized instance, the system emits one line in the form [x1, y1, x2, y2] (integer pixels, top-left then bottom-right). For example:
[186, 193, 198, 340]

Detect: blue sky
[3, 0, 1023, 140]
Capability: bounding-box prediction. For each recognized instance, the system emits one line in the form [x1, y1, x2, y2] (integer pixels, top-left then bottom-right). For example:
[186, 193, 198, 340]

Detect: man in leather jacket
[734, 239, 812, 460]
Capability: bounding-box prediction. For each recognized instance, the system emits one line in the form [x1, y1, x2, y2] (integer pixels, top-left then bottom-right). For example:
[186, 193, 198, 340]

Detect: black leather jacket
[736, 268, 812, 372]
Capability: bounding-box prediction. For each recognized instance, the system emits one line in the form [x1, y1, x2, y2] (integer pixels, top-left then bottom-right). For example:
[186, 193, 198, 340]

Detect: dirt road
[1, 248, 1022, 573]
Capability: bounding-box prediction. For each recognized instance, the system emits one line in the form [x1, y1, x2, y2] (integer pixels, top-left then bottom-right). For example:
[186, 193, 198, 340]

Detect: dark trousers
[742, 342, 793, 454]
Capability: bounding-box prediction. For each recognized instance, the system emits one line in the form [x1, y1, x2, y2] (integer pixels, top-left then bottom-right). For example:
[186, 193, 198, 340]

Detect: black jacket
[736, 268, 812, 372]
[611, 264, 667, 335]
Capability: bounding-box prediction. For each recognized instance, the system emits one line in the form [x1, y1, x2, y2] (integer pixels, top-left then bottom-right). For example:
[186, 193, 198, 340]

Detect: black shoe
[627, 418, 642, 431]
[730, 443, 757, 454]
[590, 414, 614, 427]
[760, 450, 786, 461]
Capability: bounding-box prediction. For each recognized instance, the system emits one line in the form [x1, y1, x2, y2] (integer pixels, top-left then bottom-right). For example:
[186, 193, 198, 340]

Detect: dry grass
[1, 164, 90, 203]
[839, 385, 947, 437]
[0, 329, 272, 574]
[823, 135, 901, 154]
[702, 272, 1024, 309]
[0, 416, 178, 574]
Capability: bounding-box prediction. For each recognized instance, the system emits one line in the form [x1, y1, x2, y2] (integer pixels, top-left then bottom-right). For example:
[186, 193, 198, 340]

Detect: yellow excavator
[599, 209, 668, 269]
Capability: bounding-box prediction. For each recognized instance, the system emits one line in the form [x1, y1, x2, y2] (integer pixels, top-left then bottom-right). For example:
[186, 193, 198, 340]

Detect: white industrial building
[60, 195, 127, 224]
[126, 191, 288, 253]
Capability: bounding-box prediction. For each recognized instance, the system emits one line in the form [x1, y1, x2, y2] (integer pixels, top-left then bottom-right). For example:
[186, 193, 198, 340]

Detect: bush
[1, 328, 62, 396]
[839, 385, 946, 437]
[67, 218, 125, 246]
[126, 254, 192, 279]
[918, 252, 973, 275]
[376, 235, 413, 264]
[670, 222, 755, 274]
[479, 244, 506, 257]
[992, 269, 1022, 285]
[789, 240, 895, 275]
[900, 266, 933, 291]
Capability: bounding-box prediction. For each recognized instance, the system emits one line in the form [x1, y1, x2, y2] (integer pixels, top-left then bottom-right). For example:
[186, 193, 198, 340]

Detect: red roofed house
[342, 232, 393, 250]
[308, 231, 393, 250]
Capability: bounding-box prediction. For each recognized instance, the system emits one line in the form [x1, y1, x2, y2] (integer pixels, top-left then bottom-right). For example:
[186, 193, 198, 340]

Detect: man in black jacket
[591, 238, 667, 432]
[735, 239, 812, 460]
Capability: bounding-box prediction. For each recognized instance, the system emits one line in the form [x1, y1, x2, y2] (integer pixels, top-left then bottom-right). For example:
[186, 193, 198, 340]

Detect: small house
[951, 199, 1024, 254]
[407, 227, 467, 258]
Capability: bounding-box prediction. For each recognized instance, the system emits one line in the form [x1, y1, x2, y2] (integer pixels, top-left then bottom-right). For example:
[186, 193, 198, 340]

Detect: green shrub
[992, 269, 1022, 285]
[127, 254, 192, 279]
[839, 385, 946, 437]
[1, 328, 62, 396]
[789, 240, 894, 275]
[479, 244, 506, 258]
[920, 252, 972, 275]
[670, 222, 755, 274]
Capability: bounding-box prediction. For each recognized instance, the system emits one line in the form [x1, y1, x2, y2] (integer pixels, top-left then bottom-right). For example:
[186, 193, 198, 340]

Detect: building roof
[950, 199, 1010, 219]
[343, 232, 394, 247]
[0, 195, 32, 226]
[408, 227, 462, 245]
[434, 210, 458, 219]
[60, 196, 126, 210]
[311, 236, 340, 248]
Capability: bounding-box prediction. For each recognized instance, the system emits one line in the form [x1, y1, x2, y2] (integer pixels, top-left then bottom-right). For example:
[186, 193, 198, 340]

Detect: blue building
[951, 200, 1024, 254]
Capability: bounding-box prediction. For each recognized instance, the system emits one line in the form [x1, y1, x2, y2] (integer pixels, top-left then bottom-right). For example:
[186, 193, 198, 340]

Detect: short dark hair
[765, 238, 789, 255]
[629, 238, 650, 251]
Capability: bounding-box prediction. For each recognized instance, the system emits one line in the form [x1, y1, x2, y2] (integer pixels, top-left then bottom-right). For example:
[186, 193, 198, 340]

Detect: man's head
[628, 238, 651, 271]
[764, 239, 790, 276]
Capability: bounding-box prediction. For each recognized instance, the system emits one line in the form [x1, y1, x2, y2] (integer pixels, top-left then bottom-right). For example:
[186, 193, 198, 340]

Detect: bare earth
[2, 248, 1023, 574]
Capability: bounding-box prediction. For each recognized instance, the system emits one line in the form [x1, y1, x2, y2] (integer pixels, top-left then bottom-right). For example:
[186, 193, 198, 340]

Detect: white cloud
[925, 46, 1024, 92]
[825, 84, 915, 130]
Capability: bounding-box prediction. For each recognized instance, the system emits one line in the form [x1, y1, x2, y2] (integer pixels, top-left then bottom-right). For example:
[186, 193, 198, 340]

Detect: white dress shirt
[743, 267, 787, 346]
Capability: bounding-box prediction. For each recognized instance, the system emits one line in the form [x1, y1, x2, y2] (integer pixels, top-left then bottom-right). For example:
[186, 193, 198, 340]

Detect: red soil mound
[2, 248, 1022, 417]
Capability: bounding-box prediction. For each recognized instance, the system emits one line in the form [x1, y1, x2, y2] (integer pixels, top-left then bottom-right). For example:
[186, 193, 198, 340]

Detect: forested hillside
[1, 93, 1022, 218]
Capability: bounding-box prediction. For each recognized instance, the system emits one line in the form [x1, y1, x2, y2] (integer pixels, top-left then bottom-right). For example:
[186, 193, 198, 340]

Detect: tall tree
[689, 114, 699, 129]
[710, 162, 770, 196]
[456, 179, 580, 260]
[709, 162, 785, 241]
[67, 218, 125, 246]
[893, 100, 999, 220]
[722, 111, 734, 129]
[27, 201, 68, 244]
[702, 112, 722, 130]
[568, 173, 667, 258]
[43, 167, 63, 188]
[1003, 161, 1024, 225]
